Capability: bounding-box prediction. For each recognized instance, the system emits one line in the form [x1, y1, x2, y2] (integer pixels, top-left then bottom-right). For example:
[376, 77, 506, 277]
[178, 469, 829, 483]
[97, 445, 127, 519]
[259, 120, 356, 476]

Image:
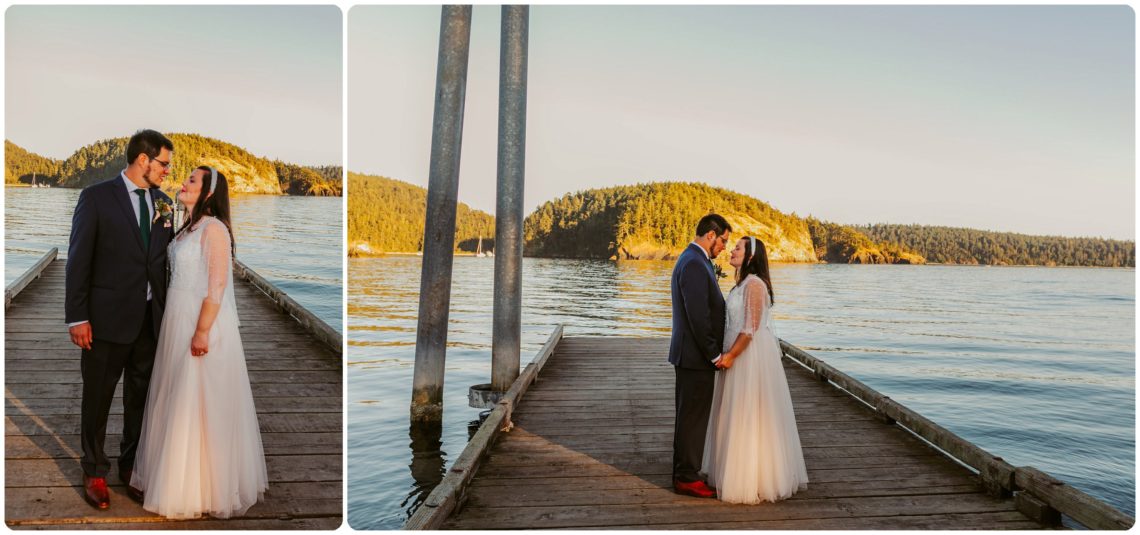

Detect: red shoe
[673, 479, 717, 498]
[83, 475, 110, 509]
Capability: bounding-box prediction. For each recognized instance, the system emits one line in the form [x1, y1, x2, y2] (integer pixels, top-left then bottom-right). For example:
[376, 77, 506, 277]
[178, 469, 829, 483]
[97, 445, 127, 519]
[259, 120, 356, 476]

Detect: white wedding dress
[132, 216, 268, 519]
[701, 274, 808, 504]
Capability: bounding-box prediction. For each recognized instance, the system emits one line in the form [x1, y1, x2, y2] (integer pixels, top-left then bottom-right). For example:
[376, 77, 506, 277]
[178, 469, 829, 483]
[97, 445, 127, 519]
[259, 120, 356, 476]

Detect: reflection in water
[402, 420, 446, 520]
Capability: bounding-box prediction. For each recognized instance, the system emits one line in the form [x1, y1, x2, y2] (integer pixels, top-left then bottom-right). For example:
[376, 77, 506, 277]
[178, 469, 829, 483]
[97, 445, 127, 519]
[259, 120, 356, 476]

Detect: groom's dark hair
[695, 213, 731, 237]
[126, 129, 174, 166]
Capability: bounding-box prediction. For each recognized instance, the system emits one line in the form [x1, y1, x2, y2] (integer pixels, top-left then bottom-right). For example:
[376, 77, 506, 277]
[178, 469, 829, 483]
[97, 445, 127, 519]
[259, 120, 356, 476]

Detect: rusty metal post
[490, 5, 529, 392]
[411, 5, 473, 423]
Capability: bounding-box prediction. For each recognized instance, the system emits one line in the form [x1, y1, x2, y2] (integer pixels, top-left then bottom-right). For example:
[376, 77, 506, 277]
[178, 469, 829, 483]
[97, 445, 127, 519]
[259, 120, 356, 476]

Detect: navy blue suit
[65, 175, 173, 477]
[668, 242, 726, 483]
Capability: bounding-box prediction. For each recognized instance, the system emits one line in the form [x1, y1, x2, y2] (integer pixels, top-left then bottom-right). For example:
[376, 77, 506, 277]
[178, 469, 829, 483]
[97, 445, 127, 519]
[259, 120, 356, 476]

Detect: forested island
[858, 224, 1134, 267]
[5, 135, 341, 196]
[346, 176, 1134, 268]
[347, 172, 494, 256]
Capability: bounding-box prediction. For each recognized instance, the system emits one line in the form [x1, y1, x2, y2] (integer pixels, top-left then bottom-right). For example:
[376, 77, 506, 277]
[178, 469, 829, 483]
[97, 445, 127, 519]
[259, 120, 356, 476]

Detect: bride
[131, 166, 268, 519]
[701, 236, 808, 504]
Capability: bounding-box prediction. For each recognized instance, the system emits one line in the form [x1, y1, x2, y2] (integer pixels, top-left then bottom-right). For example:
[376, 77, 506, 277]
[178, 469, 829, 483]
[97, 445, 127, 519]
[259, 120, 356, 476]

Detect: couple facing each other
[669, 213, 809, 504]
[65, 129, 267, 519]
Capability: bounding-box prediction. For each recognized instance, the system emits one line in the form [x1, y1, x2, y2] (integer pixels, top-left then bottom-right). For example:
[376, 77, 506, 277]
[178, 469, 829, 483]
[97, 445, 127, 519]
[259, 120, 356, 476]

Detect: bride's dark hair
[737, 236, 774, 304]
[178, 165, 236, 255]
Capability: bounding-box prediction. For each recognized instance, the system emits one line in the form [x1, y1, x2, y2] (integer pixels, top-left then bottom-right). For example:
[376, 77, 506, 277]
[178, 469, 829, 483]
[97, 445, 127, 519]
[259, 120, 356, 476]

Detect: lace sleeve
[741, 276, 768, 336]
[200, 219, 232, 305]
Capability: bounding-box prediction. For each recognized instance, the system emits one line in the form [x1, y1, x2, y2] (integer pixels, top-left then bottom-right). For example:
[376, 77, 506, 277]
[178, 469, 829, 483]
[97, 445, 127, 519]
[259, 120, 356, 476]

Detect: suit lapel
[688, 243, 715, 280]
[113, 176, 147, 252]
[147, 190, 171, 260]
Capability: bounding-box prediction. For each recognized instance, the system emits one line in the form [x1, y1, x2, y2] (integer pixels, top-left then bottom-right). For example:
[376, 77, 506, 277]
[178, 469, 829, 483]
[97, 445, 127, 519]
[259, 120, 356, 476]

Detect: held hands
[191, 329, 209, 357]
[69, 322, 93, 350]
[716, 353, 736, 370]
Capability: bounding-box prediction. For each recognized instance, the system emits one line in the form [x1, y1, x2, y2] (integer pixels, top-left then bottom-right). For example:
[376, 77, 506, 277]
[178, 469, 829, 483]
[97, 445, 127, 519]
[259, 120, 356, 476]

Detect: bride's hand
[718, 355, 736, 369]
[191, 330, 209, 357]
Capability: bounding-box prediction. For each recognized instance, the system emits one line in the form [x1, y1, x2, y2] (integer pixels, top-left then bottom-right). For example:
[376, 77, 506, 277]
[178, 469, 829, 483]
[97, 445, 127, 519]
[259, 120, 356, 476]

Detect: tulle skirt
[701, 329, 808, 504]
[131, 287, 268, 519]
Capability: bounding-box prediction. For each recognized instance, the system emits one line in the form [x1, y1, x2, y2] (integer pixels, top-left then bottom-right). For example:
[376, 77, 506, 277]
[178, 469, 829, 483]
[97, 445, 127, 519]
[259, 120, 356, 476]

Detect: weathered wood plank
[6, 456, 341, 487]
[427, 336, 1047, 531]
[5, 481, 341, 522]
[9, 518, 343, 530]
[6, 395, 343, 415]
[547, 511, 1042, 530]
[6, 432, 341, 459]
[5, 248, 57, 308]
[4, 260, 342, 529]
[404, 326, 564, 530]
[7, 412, 342, 435]
[6, 382, 342, 399]
[444, 493, 1020, 529]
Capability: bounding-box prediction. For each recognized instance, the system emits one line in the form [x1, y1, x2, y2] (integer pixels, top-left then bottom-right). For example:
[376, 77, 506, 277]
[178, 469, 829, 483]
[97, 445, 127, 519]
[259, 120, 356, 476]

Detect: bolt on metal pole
[491, 5, 529, 392]
[411, 5, 473, 423]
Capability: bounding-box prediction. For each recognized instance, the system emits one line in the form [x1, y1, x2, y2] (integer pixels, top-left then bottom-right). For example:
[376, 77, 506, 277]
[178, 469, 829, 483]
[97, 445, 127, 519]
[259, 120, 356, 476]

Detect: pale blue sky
[6, 5, 342, 166]
[349, 5, 1134, 240]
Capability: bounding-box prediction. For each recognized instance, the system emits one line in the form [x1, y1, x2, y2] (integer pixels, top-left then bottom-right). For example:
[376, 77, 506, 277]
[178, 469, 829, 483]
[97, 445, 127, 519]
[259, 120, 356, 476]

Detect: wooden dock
[408, 333, 1133, 530]
[5, 251, 343, 529]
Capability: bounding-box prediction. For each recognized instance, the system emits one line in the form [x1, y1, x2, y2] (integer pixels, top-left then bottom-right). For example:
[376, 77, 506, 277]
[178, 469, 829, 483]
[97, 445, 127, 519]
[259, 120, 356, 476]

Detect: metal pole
[491, 5, 529, 392]
[411, 5, 473, 423]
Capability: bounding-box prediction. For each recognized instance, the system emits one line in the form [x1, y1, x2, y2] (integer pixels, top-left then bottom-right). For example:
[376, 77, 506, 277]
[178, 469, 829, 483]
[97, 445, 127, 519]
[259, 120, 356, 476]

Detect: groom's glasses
[149, 156, 172, 170]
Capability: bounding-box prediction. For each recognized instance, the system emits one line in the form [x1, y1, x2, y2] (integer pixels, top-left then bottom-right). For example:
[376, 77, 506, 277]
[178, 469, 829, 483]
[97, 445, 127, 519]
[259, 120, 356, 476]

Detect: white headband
[750, 236, 756, 257]
[207, 167, 217, 196]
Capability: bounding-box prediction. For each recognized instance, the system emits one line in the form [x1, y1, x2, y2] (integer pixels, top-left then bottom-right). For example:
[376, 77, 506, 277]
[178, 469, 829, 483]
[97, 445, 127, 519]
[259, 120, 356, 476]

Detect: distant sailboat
[476, 236, 487, 258]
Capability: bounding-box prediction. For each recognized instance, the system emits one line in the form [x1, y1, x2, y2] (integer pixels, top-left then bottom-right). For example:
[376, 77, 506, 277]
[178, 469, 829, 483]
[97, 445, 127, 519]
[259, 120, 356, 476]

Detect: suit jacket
[65, 176, 174, 344]
[668, 243, 726, 369]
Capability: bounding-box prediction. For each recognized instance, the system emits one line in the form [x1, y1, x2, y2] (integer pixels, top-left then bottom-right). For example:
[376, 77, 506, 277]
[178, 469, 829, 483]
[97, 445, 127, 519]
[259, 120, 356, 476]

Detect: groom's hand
[69, 322, 93, 350]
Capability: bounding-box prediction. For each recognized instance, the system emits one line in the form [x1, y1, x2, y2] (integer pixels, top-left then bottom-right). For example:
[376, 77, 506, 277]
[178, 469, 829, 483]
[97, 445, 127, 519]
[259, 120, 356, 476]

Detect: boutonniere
[713, 263, 728, 280]
[154, 199, 174, 228]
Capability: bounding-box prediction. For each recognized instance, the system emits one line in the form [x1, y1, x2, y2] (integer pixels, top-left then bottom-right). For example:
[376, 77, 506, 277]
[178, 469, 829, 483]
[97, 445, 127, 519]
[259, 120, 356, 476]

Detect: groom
[668, 213, 731, 498]
[65, 129, 175, 509]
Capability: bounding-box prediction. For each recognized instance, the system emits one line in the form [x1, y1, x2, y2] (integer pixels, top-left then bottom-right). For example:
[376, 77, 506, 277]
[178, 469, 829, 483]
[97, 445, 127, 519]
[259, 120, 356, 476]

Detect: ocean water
[4, 186, 342, 331]
[347, 256, 1134, 529]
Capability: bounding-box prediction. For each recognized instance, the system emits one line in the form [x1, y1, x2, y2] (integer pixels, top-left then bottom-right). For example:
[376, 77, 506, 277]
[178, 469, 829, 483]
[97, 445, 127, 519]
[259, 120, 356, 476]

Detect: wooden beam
[233, 259, 341, 354]
[5, 248, 57, 309]
[404, 325, 564, 530]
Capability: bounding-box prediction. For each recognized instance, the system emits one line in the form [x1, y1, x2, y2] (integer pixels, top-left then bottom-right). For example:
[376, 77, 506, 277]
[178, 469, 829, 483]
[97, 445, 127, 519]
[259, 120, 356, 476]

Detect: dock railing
[233, 259, 342, 354]
[402, 329, 1132, 530]
[5, 248, 57, 309]
[780, 340, 1134, 530]
[405, 325, 564, 530]
[4, 252, 340, 355]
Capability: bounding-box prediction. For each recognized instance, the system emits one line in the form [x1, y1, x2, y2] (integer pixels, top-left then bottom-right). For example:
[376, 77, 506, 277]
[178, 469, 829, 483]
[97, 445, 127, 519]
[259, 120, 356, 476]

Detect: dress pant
[673, 365, 715, 483]
[79, 307, 156, 477]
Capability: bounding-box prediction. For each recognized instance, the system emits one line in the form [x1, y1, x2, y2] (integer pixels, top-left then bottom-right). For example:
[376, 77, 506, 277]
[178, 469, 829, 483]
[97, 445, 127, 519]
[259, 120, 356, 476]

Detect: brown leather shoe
[119, 469, 144, 504]
[83, 475, 110, 509]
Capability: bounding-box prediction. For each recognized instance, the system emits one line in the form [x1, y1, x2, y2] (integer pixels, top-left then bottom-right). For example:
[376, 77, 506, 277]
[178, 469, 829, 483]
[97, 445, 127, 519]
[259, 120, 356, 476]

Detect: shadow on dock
[5, 256, 343, 529]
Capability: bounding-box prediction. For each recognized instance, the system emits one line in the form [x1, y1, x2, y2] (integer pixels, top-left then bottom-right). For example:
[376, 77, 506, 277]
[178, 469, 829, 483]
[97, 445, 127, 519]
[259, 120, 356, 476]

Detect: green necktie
[135, 189, 150, 249]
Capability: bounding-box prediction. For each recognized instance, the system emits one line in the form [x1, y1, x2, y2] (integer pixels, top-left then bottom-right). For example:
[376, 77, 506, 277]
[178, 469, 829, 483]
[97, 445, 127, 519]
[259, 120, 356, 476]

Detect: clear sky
[6, 5, 342, 166]
[349, 5, 1134, 240]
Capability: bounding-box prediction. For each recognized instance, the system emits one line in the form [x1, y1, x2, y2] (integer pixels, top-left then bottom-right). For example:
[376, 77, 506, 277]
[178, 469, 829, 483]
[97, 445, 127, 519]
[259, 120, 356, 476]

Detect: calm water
[347, 256, 1135, 529]
[4, 187, 342, 331]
